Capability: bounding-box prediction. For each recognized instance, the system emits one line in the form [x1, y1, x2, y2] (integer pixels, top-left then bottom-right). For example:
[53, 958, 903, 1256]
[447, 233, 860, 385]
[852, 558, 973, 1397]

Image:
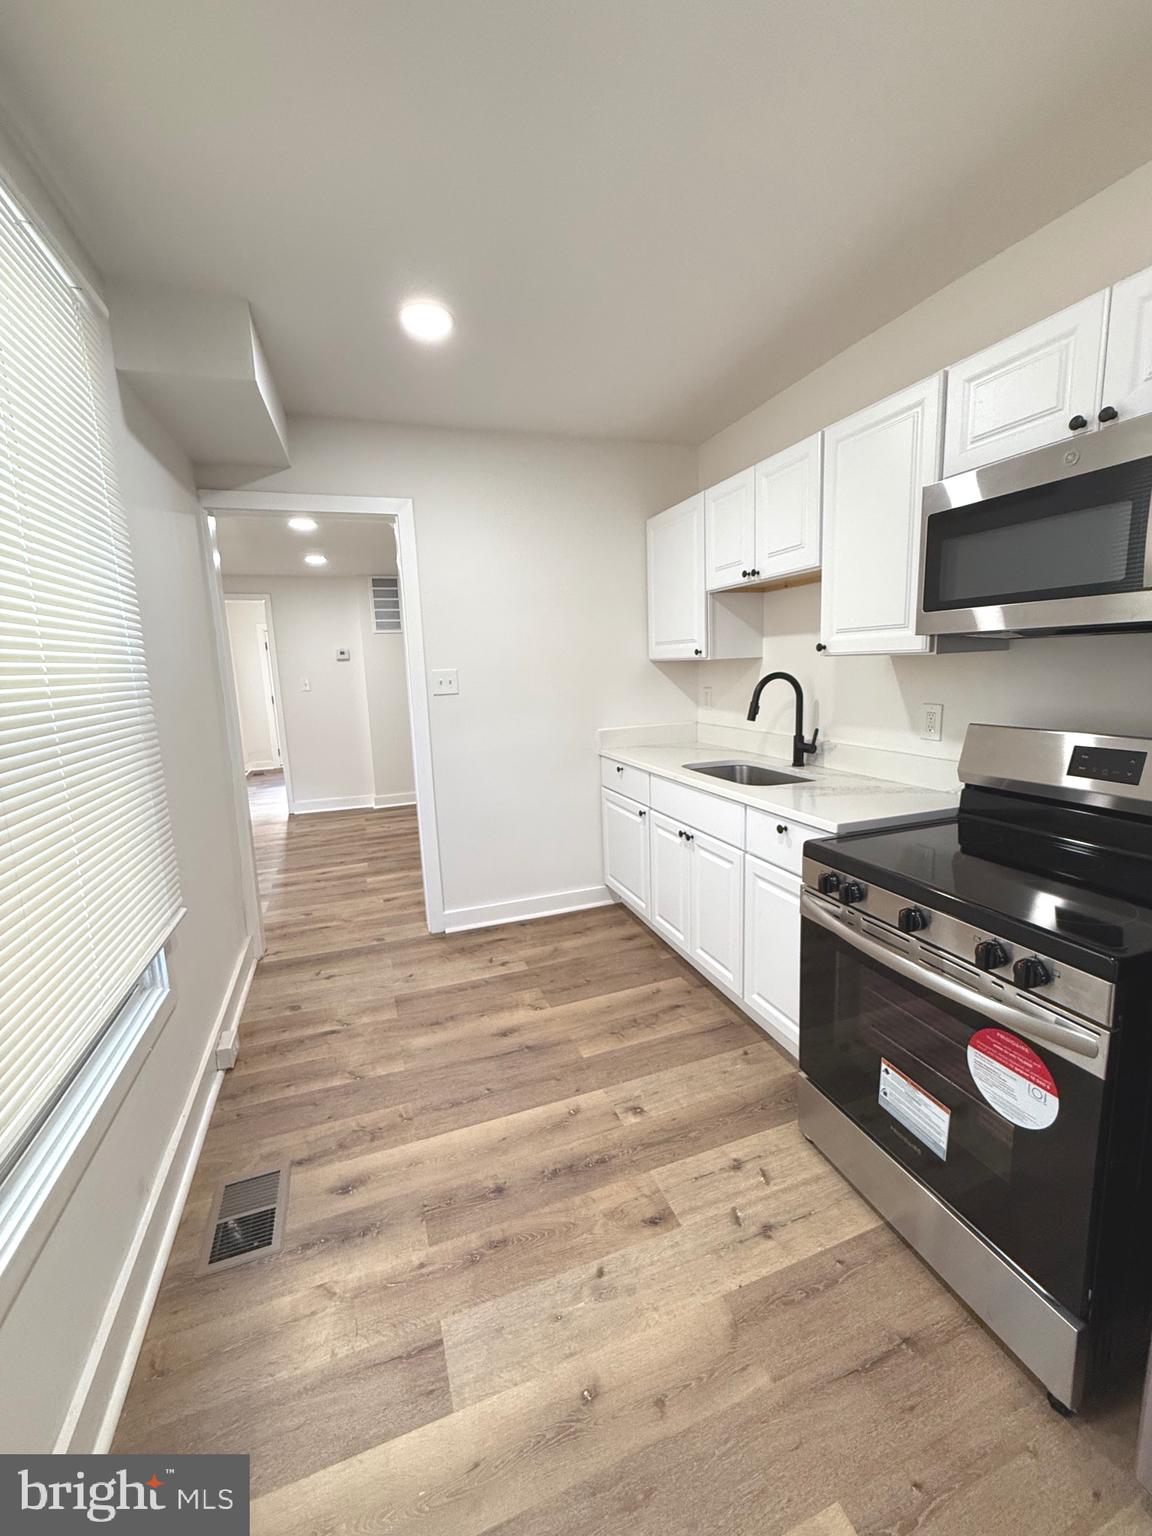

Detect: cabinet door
[821, 374, 942, 655]
[753, 433, 822, 581]
[649, 812, 691, 950]
[647, 495, 708, 660]
[705, 467, 756, 591]
[601, 789, 648, 913]
[688, 830, 743, 991]
[942, 292, 1107, 476]
[1101, 264, 1152, 426]
[743, 856, 801, 1056]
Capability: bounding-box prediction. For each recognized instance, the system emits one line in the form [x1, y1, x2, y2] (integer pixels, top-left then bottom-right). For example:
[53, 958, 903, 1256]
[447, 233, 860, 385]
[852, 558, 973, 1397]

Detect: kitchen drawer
[745, 808, 820, 875]
[650, 776, 745, 848]
[600, 757, 650, 804]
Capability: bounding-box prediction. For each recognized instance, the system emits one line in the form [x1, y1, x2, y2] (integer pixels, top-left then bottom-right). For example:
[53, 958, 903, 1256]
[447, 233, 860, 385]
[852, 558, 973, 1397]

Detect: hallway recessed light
[304, 553, 328, 567]
[399, 299, 454, 343]
[288, 516, 318, 533]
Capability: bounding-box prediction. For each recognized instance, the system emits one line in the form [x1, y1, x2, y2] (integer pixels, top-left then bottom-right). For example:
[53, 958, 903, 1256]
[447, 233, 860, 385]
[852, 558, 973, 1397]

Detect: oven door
[917, 438, 1152, 636]
[800, 893, 1109, 1316]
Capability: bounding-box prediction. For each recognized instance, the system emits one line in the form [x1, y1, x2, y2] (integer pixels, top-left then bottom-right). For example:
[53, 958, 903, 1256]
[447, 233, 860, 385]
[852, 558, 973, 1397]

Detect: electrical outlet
[431, 669, 459, 697]
[702, 685, 713, 708]
[920, 702, 943, 742]
[301, 677, 311, 693]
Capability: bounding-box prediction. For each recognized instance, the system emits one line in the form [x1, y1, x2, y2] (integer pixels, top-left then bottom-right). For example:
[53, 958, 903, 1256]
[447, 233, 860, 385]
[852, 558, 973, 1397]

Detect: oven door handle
[800, 892, 1101, 1061]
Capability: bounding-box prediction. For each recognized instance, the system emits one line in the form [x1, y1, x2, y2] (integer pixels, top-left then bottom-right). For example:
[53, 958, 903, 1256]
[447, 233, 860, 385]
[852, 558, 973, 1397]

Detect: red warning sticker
[967, 1026, 1059, 1130]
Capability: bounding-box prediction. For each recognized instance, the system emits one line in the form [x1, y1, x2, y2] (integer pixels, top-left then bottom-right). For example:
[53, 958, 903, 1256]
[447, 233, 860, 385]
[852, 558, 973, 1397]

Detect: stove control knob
[839, 881, 867, 906]
[1013, 957, 1051, 990]
[817, 872, 842, 896]
[897, 906, 929, 934]
[974, 940, 1010, 972]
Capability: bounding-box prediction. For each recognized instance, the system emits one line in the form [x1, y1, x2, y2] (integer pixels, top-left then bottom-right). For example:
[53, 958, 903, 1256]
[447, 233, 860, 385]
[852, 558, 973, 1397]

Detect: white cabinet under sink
[743, 855, 802, 1054]
[820, 373, 943, 656]
[648, 808, 744, 991]
[600, 759, 807, 1059]
[646, 493, 761, 661]
[688, 829, 744, 990]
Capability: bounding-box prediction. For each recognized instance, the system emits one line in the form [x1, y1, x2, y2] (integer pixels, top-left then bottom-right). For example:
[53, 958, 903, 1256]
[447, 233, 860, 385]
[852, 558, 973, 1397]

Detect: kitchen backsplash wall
[698, 584, 1152, 789]
[695, 160, 1152, 786]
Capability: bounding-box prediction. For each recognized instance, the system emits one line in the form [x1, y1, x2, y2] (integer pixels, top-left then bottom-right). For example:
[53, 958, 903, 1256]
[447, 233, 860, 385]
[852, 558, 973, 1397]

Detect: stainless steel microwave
[917, 414, 1152, 637]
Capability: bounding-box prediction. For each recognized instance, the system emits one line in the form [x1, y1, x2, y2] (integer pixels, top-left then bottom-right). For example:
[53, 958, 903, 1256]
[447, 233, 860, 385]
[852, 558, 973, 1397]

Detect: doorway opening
[200, 491, 444, 949]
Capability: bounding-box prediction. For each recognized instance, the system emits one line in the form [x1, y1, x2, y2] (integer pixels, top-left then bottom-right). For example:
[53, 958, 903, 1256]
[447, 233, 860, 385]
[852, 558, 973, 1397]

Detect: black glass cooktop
[814, 817, 1152, 974]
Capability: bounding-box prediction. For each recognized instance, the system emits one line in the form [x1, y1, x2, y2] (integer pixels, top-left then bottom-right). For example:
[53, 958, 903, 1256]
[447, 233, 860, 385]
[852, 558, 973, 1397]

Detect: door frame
[198, 490, 446, 938]
[224, 593, 292, 804]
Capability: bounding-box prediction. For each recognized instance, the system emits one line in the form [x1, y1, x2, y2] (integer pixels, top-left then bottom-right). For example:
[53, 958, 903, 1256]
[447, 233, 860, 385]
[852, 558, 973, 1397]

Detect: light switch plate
[920, 702, 943, 742]
[431, 669, 459, 696]
[336, 648, 351, 662]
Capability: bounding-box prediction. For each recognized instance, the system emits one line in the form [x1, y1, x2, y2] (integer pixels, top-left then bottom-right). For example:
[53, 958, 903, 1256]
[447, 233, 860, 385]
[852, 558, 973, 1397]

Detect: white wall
[206, 420, 699, 923]
[224, 575, 376, 811]
[225, 597, 278, 771]
[358, 580, 415, 805]
[0, 132, 250, 1452]
[696, 160, 1152, 785]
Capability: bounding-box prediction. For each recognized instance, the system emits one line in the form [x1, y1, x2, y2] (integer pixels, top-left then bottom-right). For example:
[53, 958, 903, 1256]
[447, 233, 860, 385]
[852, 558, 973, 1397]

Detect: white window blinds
[0, 182, 182, 1180]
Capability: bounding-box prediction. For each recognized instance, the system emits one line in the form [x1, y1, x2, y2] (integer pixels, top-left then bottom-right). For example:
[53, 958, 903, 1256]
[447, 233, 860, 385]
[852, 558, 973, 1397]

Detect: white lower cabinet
[743, 856, 802, 1055]
[601, 788, 649, 914]
[649, 811, 691, 948]
[601, 766, 803, 1059]
[688, 830, 744, 990]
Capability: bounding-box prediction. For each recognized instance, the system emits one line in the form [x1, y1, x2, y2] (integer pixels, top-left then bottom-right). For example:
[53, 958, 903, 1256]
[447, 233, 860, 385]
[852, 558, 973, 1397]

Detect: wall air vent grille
[372, 575, 402, 632]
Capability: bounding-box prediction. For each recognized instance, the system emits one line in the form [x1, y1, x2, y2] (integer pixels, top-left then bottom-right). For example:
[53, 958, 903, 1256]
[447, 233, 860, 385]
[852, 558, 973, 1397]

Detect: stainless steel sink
[684, 761, 810, 787]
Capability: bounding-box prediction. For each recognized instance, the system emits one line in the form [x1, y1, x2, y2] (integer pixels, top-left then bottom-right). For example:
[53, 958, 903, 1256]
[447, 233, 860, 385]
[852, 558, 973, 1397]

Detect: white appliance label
[878, 1058, 950, 1159]
[967, 1026, 1059, 1130]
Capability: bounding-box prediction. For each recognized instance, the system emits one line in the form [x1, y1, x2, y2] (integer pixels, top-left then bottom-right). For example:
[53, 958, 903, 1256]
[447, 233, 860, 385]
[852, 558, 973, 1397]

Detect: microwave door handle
[800, 893, 1101, 1062]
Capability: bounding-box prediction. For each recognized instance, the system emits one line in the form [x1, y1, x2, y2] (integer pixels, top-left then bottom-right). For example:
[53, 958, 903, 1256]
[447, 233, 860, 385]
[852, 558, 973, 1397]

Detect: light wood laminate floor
[115, 778, 1152, 1534]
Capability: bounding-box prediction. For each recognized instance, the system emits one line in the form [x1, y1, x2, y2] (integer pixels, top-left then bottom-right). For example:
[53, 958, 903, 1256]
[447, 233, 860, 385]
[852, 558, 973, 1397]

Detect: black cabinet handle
[616, 764, 624, 773]
[750, 568, 760, 578]
[1099, 405, 1120, 423]
[740, 569, 750, 579]
[816, 642, 827, 652]
[638, 809, 646, 819]
[776, 823, 787, 834]
[693, 648, 703, 656]
[1068, 414, 1088, 431]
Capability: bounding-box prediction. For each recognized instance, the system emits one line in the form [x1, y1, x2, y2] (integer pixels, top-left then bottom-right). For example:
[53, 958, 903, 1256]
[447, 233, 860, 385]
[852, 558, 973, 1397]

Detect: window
[0, 180, 182, 1184]
[371, 575, 401, 633]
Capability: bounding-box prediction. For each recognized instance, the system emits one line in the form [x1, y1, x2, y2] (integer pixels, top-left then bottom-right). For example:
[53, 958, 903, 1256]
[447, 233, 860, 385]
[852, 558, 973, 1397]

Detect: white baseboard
[214, 937, 257, 1070]
[374, 792, 416, 809]
[444, 884, 614, 933]
[291, 794, 375, 815]
[57, 939, 254, 1453]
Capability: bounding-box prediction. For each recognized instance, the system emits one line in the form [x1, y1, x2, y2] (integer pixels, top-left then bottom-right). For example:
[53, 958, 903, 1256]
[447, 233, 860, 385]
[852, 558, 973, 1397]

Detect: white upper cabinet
[646, 494, 708, 660]
[646, 493, 762, 662]
[821, 374, 943, 656]
[1100, 264, 1152, 427]
[942, 292, 1108, 477]
[753, 433, 822, 582]
[704, 467, 756, 590]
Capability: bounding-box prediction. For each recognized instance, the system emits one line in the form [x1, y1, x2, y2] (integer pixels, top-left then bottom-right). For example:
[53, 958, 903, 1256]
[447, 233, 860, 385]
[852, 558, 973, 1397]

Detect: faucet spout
[746, 671, 819, 769]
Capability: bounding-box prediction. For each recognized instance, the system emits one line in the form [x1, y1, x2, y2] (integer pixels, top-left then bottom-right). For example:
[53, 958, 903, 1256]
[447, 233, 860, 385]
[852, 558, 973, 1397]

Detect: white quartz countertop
[600, 740, 958, 835]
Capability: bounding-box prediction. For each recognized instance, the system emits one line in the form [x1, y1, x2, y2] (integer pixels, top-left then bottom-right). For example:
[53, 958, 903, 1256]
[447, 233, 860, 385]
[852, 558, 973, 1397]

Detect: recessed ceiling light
[288, 516, 318, 533]
[399, 298, 454, 343]
[304, 553, 328, 567]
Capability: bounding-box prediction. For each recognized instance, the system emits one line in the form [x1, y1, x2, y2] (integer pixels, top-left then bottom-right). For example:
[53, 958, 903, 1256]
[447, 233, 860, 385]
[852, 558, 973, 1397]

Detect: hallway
[113, 793, 1152, 1536]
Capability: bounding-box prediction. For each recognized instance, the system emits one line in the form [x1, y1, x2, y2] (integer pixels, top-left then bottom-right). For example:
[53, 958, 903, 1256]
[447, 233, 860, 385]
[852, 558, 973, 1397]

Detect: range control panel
[1067, 744, 1147, 785]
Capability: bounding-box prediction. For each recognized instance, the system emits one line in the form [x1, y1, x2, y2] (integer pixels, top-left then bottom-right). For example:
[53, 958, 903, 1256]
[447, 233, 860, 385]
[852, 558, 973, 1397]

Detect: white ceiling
[2, 1, 1152, 443]
[216, 514, 397, 578]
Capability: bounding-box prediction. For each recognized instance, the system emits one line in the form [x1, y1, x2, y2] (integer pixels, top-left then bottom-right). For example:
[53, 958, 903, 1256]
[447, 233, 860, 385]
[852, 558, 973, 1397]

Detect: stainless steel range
[798, 724, 1152, 1412]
